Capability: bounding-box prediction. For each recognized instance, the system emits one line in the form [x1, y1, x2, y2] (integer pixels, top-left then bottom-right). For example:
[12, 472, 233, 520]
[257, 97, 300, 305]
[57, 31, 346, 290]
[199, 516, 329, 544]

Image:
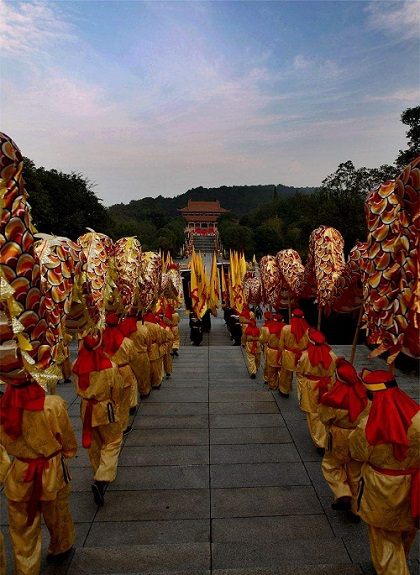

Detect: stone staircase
[192, 235, 216, 253]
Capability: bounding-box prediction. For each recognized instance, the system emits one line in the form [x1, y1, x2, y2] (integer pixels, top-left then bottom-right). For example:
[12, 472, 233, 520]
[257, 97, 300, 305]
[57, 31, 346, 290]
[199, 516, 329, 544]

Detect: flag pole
[350, 304, 364, 365]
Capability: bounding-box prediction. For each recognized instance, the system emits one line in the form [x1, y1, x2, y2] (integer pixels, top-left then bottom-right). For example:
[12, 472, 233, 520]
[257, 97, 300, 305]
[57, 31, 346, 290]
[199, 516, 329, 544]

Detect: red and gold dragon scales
[363, 158, 419, 362]
[0, 133, 57, 386]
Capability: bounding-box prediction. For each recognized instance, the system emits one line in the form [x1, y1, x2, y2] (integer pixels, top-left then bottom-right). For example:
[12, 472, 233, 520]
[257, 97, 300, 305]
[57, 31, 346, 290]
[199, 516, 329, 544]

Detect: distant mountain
[108, 184, 317, 218]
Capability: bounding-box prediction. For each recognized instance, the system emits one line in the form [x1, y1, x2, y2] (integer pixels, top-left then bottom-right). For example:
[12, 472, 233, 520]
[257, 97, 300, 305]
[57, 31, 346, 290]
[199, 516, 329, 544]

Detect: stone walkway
[1, 315, 418, 574]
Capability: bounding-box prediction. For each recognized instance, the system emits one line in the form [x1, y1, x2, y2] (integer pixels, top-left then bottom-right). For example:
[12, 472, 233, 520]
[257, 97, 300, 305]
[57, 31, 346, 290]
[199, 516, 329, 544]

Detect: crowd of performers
[0, 305, 180, 575]
[225, 304, 419, 575]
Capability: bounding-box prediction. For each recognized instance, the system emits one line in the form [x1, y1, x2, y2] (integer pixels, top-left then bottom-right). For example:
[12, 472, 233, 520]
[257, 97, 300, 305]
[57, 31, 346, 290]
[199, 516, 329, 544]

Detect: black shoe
[347, 511, 361, 524]
[153, 384, 162, 390]
[63, 378, 72, 384]
[123, 425, 133, 436]
[140, 391, 151, 399]
[173, 349, 179, 357]
[317, 447, 326, 456]
[331, 496, 351, 511]
[278, 391, 289, 398]
[129, 406, 137, 416]
[46, 547, 74, 563]
[92, 481, 106, 506]
[250, 373, 256, 379]
[166, 373, 171, 379]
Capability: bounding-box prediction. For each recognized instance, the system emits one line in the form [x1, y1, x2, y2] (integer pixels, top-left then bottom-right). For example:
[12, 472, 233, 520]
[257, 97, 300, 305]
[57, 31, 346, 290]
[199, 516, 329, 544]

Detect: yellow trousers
[88, 422, 123, 482]
[279, 368, 294, 394]
[266, 365, 280, 390]
[245, 349, 261, 376]
[150, 359, 163, 388]
[305, 412, 327, 449]
[321, 450, 362, 512]
[163, 352, 172, 376]
[263, 360, 268, 382]
[136, 353, 151, 396]
[367, 524, 417, 575]
[8, 484, 74, 575]
[129, 378, 138, 409]
[119, 386, 132, 431]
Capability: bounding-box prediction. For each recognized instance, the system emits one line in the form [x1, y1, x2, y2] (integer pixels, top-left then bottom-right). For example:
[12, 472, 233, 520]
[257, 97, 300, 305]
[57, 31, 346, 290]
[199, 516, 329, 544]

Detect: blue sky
[1, 0, 418, 206]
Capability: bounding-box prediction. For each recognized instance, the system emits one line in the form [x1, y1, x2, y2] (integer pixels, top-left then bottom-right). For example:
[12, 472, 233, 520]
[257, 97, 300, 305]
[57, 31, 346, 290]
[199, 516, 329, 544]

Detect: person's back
[73, 334, 125, 506]
[1, 392, 77, 573]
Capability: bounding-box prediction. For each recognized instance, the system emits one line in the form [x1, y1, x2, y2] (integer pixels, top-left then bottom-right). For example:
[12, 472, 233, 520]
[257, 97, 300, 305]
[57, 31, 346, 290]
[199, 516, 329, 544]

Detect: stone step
[62, 542, 363, 575]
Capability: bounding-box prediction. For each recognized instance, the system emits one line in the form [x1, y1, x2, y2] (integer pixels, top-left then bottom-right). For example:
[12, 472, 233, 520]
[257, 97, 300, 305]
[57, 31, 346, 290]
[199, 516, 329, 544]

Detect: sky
[1, 1, 419, 207]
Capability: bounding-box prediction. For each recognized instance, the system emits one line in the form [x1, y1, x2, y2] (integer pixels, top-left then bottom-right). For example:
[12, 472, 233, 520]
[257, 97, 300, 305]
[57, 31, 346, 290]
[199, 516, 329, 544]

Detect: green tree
[395, 106, 420, 170]
[218, 223, 255, 258]
[23, 158, 113, 240]
[316, 161, 396, 251]
[254, 223, 284, 256]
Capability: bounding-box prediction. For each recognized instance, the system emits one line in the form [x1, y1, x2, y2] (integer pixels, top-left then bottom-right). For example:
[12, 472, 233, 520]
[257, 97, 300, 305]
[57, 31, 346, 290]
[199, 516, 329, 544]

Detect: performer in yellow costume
[261, 311, 272, 384]
[72, 334, 125, 507]
[164, 304, 180, 356]
[49, 332, 73, 395]
[239, 305, 255, 346]
[0, 380, 77, 574]
[349, 369, 419, 575]
[121, 314, 152, 398]
[259, 314, 285, 390]
[244, 318, 261, 379]
[278, 308, 310, 397]
[159, 316, 174, 379]
[102, 313, 143, 432]
[296, 329, 337, 452]
[318, 357, 370, 520]
[143, 312, 168, 389]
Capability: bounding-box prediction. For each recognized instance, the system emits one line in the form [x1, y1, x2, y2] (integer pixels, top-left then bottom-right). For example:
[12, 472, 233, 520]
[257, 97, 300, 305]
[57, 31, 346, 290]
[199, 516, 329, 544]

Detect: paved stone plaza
[1, 315, 419, 575]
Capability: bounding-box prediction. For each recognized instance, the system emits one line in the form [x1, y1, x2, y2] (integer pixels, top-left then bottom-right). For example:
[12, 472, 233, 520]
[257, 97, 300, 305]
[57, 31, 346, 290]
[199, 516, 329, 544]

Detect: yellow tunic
[259, 326, 282, 390]
[106, 338, 143, 428]
[129, 322, 152, 396]
[164, 312, 180, 350]
[244, 333, 261, 376]
[239, 311, 255, 345]
[349, 412, 419, 532]
[295, 350, 337, 448]
[144, 321, 168, 388]
[319, 402, 371, 509]
[1, 395, 77, 501]
[73, 363, 124, 482]
[278, 325, 309, 394]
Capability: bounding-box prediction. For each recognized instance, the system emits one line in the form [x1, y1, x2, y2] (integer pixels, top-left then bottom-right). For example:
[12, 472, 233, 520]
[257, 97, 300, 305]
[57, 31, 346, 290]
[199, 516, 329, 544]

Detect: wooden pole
[350, 305, 364, 365]
[317, 305, 322, 331]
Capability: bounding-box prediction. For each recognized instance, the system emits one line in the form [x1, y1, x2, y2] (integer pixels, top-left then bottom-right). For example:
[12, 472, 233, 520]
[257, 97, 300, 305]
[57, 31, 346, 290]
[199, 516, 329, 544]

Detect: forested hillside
[108, 183, 316, 219]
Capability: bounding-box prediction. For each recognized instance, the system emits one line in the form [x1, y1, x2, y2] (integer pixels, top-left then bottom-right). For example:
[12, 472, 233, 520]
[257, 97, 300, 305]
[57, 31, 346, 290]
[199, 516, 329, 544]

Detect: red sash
[82, 399, 98, 448]
[18, 449, 61, 526]
[285, 345, 302, 364]
[306, 374, 332, 401]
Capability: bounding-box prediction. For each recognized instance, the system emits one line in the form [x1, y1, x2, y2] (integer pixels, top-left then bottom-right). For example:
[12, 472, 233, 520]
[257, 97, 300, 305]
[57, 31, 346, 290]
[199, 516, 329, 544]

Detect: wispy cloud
[366, 1, 419, 41]
[0, 0, 75, 60]
[364, 87, 419, 103]
[293, 55, 342, 78]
